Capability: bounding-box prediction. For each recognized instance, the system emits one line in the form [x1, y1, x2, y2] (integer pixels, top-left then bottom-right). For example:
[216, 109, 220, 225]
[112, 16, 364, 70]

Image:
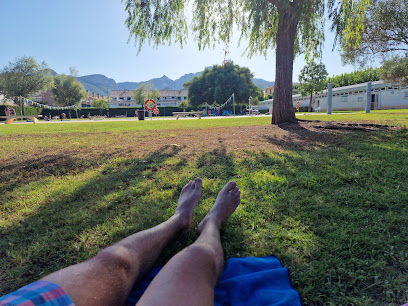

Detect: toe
[194, 177, 203, 190]
[223, 181, 237, 192]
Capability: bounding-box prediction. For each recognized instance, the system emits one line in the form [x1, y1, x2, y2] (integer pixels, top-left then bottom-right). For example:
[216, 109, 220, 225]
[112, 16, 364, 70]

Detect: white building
[109, 89, 188, 108]
[260, 81, 408, 112]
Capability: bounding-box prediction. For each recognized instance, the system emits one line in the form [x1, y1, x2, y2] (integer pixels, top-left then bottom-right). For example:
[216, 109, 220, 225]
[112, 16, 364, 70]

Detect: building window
[341, 96, 348, 102]
[404, 91, 408, 99]
[178, 97, 181, 100]
[120, 97, 124, 100]
[184, 97, 187, 100]
[127, 97, 131, 100]
[358, 97, 363, 102]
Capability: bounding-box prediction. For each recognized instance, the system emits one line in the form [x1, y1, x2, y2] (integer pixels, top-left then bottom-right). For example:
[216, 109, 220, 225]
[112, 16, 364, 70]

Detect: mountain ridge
[76, 71, 274, 96]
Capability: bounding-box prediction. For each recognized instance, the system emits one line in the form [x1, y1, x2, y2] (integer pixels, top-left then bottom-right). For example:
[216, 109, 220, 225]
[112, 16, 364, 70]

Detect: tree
[52, 74, 86, 107]
[123, 0, 369, 124]
[132, 83, 147, 106]
[183, 62, 262, 109]
[327, 67, 382, 88]
[132, 82, 160, 106]
[178, 100, 189, 112]
[92, 98, 110, 115]
[381, 54, 408, 86]
[146, 82, 160, 101]
[298, 62, 328, 112]
[0, 56, 51, 114]
[339, 0, 408, 66]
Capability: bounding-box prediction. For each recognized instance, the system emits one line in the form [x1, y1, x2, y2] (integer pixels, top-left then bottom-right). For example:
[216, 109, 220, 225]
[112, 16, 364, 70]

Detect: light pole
[248, 96, 253, 115]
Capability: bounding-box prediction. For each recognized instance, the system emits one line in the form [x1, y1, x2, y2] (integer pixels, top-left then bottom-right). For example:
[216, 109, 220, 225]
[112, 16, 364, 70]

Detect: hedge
[0, 105, 43, 118]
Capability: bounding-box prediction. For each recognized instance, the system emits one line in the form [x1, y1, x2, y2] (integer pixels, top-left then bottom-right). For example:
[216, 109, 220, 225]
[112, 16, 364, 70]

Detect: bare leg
[137, 181, 241, 306]
[42, 178, 203, 306]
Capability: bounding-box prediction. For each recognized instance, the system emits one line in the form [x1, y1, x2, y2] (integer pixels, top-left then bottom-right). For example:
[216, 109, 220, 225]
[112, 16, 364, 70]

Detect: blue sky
[0, 0, 375, 83]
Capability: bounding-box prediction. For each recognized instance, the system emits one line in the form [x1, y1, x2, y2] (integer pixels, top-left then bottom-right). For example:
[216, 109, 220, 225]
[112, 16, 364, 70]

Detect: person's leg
[42, 178, 202, 306]
[137, 181, 241, 306]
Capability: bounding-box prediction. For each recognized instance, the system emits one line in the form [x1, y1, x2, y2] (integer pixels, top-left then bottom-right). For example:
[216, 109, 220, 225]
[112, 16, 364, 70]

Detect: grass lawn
[298, 109, 408, 127]
[1, 114, 407, 305]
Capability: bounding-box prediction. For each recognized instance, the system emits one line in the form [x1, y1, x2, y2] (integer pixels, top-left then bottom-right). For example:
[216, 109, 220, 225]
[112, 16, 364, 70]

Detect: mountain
[116, 75, 175, 91]
[77, 74, 117, 96]
[76, 71, 274, 96]
[253, 78, 274, 90]
[175, 71, 205, 88]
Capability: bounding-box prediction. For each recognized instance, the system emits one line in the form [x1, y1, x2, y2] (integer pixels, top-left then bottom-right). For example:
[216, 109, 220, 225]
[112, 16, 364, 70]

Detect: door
[371, 94, 378, 110]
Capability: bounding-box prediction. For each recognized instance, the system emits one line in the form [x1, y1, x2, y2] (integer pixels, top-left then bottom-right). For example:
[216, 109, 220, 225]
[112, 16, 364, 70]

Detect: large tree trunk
[272, 7, 298, 125]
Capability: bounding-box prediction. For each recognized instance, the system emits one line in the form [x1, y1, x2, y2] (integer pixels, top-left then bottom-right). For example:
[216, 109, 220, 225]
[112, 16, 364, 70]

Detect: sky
[0, 0, 376, 83]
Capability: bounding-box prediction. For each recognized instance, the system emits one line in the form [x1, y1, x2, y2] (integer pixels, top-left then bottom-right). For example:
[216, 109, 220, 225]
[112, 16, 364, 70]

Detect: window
[127, 97, 131, 101]
[120, 97, 124, 100]
[358, 97, 363, 102]
[178, 97, 181, 100]
[404, 91, 408, 99]
[341, 96, 348, 102]
[184, 97, 187, 100]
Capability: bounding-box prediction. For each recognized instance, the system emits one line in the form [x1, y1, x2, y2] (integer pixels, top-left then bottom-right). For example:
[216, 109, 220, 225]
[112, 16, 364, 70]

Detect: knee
[184, 244, 223, 276]
[94, 246, 133, 276]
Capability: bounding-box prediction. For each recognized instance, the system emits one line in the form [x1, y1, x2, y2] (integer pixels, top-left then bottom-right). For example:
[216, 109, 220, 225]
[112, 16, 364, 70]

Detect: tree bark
[308, 92, 313, 112]
[271, 6, 298, 124]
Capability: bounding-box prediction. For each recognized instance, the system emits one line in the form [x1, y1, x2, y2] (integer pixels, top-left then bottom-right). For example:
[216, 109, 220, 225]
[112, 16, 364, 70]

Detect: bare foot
[175, 177, 202, 231]
[198, 181, 241, 233]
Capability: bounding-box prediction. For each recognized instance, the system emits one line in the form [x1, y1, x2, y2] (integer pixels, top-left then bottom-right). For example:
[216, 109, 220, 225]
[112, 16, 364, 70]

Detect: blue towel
[127, 256, 301, 305]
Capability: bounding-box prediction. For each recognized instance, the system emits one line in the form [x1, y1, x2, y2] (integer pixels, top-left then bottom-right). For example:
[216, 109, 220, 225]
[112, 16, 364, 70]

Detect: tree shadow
[0, 145, 184, 293]
[1, 144, 248, 295]
[261, 122, 386, 151]
[234, 133, 408, 304]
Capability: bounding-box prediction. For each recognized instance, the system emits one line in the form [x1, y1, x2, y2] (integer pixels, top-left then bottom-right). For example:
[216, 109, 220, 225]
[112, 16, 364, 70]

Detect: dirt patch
[0, 121, 399, 169]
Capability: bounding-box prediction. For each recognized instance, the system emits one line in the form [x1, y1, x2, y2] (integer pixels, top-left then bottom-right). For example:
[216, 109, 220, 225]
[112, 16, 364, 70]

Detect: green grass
[298, 109, 408, 126]
[0, 116, 271, 135]
[1, 115, 407, 305]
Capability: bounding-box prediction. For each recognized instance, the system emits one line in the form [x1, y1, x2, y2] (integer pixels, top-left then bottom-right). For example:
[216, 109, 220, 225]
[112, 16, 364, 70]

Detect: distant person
[0, 179, 241, 306]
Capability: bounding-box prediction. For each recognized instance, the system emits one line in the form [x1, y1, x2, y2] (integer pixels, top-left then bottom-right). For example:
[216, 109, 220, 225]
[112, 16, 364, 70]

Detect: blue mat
[127, 256, 301, 305]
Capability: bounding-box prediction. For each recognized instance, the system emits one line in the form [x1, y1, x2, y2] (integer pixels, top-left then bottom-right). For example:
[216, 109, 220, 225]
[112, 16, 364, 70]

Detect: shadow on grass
[236, 131, 408, 305]
[1, 146, 182, 293]
[0, 144, 247, 295]
[1, 128, 407, 304]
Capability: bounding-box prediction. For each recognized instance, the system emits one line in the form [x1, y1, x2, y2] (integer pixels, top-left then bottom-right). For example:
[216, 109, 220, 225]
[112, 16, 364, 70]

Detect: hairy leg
[137, 181, 241, 306]
[42, 178, 203, 306]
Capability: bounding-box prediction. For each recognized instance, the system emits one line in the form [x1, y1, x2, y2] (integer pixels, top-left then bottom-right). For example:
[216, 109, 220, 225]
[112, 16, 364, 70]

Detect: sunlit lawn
[1, 114, 407, 305]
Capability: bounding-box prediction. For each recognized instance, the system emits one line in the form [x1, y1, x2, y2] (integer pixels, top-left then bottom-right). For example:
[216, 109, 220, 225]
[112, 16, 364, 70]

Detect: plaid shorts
[0, 280, 74, 306]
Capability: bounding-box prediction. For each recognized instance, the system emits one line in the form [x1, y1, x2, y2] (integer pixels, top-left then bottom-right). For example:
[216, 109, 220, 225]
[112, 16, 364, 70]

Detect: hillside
[76, 71, 274, 96]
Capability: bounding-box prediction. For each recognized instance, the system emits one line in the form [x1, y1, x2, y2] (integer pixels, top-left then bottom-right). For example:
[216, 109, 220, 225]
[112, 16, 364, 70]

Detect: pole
[233, 93, 235, 117]
[327, 83, 333, 114]
[365, 82, 372, 113]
